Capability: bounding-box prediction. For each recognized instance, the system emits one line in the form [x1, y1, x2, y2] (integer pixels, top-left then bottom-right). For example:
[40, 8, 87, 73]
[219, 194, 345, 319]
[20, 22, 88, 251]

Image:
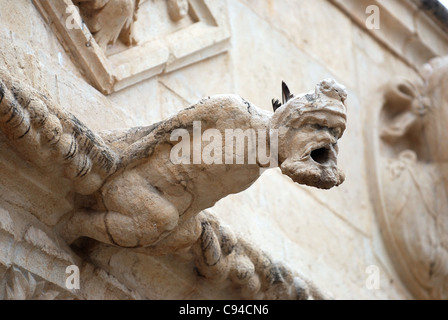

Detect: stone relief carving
[74, 0, 189, 50]
[0, 206, 140, 300]
[0, 266, 74, 300]
[367, 56, 448, 299]
[0, 67, 347, 299]
[75, 0, 143, 50]
[166, 0, 189, 21]
[33, 0, 230, 94]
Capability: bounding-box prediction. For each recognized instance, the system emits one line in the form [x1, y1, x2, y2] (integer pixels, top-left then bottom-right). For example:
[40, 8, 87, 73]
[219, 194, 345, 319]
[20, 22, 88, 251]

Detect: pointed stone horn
[272, 98, 282, 112]
[282, 81, 293, 105]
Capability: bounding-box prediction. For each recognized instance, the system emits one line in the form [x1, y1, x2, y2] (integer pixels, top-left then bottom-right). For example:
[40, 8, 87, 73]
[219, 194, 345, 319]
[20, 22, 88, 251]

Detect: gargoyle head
[271, 79, 347, 189]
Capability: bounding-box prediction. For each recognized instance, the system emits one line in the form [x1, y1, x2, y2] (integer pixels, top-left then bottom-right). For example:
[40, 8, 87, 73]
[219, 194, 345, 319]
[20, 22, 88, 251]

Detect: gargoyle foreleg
[62, 169, 181, 248]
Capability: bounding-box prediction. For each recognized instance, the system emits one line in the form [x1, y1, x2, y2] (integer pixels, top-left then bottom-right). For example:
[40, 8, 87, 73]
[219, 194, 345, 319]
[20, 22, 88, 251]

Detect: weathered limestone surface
[0, 0, 447, 300]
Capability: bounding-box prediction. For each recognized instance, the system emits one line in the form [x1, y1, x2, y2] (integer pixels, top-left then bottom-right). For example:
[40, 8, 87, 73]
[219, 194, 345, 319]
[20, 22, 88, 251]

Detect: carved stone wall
[0, 0, 447, 300]
[366, 56, 448, 299]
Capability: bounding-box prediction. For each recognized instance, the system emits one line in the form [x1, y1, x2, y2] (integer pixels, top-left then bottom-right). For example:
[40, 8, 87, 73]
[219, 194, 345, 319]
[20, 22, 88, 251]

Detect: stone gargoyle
[0, 67, 347, 299]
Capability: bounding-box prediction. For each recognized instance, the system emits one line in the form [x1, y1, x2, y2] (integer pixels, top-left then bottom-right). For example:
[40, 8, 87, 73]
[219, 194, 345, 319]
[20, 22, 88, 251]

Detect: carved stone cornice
[33, 0, 230, 94]
[0, 207, 140, 299]
[329, 0, 448, 69]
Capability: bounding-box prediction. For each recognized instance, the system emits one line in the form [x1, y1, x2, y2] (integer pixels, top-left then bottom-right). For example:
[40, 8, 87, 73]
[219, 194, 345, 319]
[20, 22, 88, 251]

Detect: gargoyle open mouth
[281, 143, 344, 190]
[310, 145, 333, 165]
[271, 78, 347, 189]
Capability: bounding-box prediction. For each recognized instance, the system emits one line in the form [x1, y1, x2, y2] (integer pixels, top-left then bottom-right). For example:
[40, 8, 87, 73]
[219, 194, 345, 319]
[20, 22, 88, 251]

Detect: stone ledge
[329, 0, 448, 69]
[413, 0, 448, 32]
[0, 208, 140, 300]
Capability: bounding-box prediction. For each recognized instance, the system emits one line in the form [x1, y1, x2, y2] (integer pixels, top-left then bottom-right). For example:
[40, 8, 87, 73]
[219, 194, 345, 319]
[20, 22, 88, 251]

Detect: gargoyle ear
[282, 81, 293, 105]
[272, 98, 282, 112]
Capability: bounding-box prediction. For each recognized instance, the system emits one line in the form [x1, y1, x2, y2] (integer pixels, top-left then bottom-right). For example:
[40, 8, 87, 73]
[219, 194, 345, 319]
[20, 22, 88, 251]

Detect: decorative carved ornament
[0, 207, 140, 299]
[366, 56, 448, 299]
[0, 67, 348, 299]
[0, 266, 74, 300]
[33, 0, 230, 94]
[329, 0, 448, 68]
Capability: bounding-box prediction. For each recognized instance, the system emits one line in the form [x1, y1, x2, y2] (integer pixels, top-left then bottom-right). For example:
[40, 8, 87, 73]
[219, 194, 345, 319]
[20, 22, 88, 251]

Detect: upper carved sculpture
[0, 67, 347, 299]
[74, 0, 189, 49]
[75, 0, 142, 49]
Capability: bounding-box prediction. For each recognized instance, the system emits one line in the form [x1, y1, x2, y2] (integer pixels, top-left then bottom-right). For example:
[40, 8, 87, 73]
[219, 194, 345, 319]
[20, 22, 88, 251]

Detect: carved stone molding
[0, 207, 140, 299]
[190, 210, 326, 300]
[329, 0, 448, 69]
[0, 266, 75, 300]
[366, 56, 448, 299]
[33, 0, 230, 94]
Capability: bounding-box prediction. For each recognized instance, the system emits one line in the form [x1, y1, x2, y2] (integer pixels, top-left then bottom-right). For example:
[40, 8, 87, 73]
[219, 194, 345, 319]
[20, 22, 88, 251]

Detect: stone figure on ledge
[0, 67, 347, 299]
[74, 0, 189, 49]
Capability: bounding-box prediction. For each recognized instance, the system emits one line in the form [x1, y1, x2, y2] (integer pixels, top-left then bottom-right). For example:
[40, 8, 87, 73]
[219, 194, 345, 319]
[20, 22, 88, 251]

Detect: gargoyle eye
[312, 124, 326, 131]
[311, 124, 342, 138]
[331, 127, 342, 138]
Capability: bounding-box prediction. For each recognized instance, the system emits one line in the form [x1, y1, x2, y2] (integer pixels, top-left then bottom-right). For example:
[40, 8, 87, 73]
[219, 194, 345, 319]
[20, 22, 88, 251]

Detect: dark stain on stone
[76, 156, 90, 177]
[416, 0, 448, 30]
[305, 94, 314, 102]
[64, 135, 78, 160]
[0, 82, 4, 105]
[268, 264, 283, 285]
[219, 230, 235, 256]
[200, 221, 221, 267]
[243, 99, 253, 114]
[5, 100, 18, 123]
[17, 125, 31, 139]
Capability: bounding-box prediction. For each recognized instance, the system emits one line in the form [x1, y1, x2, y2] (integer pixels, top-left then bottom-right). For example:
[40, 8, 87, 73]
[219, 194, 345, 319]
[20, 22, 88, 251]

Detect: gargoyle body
[67, 81, 347, 253]
[0, 68, 347, 299]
